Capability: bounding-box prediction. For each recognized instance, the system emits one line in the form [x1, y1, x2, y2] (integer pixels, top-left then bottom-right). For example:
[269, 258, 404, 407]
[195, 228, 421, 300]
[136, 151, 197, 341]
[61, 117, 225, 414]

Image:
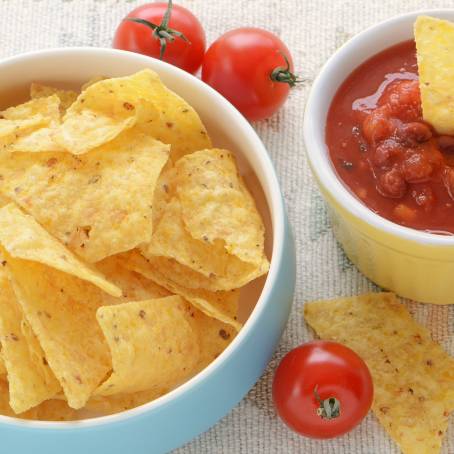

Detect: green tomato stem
[313, 385, 341, 420]
[125, 0, 191, 60]
[270, 52, 302, 87]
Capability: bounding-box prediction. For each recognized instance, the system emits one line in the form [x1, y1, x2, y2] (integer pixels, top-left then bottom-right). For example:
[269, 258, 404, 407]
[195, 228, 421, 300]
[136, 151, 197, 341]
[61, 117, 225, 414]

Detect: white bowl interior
[0, 48, 285, 425]
[304, 9, 454, 245]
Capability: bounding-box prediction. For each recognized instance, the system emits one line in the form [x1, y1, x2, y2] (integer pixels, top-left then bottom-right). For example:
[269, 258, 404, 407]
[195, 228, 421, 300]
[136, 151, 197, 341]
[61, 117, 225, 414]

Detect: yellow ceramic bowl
[303, 9, 454, 305]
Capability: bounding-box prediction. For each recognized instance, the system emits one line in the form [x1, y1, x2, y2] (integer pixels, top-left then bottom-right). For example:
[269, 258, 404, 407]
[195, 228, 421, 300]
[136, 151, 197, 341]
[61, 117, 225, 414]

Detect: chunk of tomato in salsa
[326, 40, 454, 234]
[378, 79, 422, 122]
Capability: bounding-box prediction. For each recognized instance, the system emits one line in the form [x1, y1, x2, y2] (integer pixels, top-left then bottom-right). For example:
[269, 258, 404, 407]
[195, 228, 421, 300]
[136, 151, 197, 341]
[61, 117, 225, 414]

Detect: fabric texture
[0, 0, 452, 452]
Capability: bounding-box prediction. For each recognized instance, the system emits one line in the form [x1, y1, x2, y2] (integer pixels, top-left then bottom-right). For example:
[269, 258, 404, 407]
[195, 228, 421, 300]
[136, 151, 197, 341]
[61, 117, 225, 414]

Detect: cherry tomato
[272, 341, 373, 439]
[113, 1, 206, 74]
[201, 27, 299, 121]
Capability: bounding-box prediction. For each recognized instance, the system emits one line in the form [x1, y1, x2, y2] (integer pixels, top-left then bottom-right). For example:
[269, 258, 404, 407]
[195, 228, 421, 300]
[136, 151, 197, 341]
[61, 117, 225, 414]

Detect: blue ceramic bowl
[0, 48, 296, 454]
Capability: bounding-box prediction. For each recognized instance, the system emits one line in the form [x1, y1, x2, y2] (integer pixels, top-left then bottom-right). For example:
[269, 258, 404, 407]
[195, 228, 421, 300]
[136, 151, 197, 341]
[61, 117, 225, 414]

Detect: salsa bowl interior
[304, 9, 454, 245]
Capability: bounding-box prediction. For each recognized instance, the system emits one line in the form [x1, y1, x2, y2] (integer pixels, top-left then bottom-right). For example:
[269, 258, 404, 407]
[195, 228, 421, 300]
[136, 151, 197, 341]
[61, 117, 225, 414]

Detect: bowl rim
[303, 8, 454, 246]
[0, 47, 286, 428]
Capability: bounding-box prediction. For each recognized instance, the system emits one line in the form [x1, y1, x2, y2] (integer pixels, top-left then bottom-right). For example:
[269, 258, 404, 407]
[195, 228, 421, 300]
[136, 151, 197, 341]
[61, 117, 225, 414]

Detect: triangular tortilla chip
[415, 16, 454, 134]
[0, 260, 60, 413]
[0, 133, 169, 263]
[304, 293, 454, 454]
[0, 116, 49, 151]
[30, 83, 78, 114]
[6, 255, 112, 409]
[2, 95, 65, 153]
[0, 379, 76, 421]
[186, 306, 236, 373]
[121, 250, 241, 331]
[125, 69, 211, 161]
[175, 149, 269, 271]
[96, 254, 170, 305]
[86, 312, 235, 416]
[95, 296, 199, 396]
[81, 76, 106, 91]
[0, 203, 120, 296]
[1, 96, 60, 122]
[54, 72, 160, 154]
[98, 254, 236, 372]
[142, 197, 263, 291]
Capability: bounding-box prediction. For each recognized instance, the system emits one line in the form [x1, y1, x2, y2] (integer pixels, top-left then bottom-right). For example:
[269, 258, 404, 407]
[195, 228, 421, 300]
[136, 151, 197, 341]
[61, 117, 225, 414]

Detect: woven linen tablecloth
[0, 1, 453, 452]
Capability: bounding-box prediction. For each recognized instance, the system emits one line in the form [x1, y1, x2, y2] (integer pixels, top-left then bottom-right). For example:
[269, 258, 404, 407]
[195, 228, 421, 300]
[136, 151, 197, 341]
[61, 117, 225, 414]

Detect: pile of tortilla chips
[0, 69, 269, 420]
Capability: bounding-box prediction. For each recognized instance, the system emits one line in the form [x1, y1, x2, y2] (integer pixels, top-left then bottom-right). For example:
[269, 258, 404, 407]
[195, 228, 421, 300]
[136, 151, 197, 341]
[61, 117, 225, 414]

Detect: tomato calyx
[126, 0, 190, 60]
[313, 385, 341, 420]
[270, 52, 301, 87]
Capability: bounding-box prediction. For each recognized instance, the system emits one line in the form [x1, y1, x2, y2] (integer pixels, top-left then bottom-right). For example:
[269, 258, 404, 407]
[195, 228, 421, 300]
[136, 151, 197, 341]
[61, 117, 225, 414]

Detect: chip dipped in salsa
[326, 33, 454, 234]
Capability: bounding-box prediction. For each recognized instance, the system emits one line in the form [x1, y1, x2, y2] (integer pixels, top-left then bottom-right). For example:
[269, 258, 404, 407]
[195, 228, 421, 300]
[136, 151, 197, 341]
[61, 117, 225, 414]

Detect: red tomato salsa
[326, 40, 454, 234]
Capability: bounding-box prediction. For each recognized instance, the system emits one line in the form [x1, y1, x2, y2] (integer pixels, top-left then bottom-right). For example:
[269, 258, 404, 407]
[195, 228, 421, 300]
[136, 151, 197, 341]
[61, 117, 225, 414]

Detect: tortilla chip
[81, 76, 107, 92]
[127, 69, 211, 161]
[96, 254, 170, 305]
[415, 16, 454, 134]
[100, 254, 236, 371]
[0, 117, 49, 152]
[304, 293, 454, 454]
[0, 379, 21, 418]
[0, 380, 76, 420]
[122, 250, 241, 331]
[175, 149, 269, 275]
[0, 261, 60, 413]
[10, 127, 65, 153]
[0, 95, 65, 153]
[6, 255, 112, 409]
[0, 204, 120, 296]
[30, 83, 78, 114]
[142, 197, 263, 291]
[96, 254, 236, 372]
[0, 193, 9, 208]
[87, 311, 235, 415]
[0, 134, 169, 263]
[76, 69, 209, 161]
[142, 253, 218, 291]
[152, 163, 176, 227]
[0, 379, 29, 418]
[55, 72, 160, 154]
[95, 296, 200, 396]
[0, 97, 61, 153]
[1, 96, 60, 122]
[186, 307, 236, 373]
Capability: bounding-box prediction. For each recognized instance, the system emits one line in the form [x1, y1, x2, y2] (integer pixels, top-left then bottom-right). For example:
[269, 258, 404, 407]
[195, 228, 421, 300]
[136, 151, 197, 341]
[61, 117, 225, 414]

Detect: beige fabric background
[0, 0, 452, 452]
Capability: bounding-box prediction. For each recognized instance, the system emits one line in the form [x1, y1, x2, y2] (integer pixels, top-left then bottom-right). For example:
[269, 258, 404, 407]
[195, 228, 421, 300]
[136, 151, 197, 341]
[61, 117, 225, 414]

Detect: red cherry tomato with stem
[272, 341, 373, 439]
[202, 27, 301, 121]
[113, 0, 206, 74]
